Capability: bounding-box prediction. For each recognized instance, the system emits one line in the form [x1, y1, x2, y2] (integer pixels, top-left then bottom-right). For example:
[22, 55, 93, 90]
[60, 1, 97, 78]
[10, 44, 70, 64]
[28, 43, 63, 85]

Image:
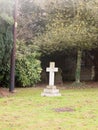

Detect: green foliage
[64, 18, 98, 49]
[0, 13, 13, 25]
[0, 0, 98, 86]
[16, 41, 42, 87]
[16, 56, 41, 87]
[34, 0, 98, 54]
[0, 24, 13, 87]
[0, 0, 14, 24]
[17, 0, 47, 41]
[0, 64, 10, 87]
[0, 0, 13, 87]
[33, 0, 98, 84]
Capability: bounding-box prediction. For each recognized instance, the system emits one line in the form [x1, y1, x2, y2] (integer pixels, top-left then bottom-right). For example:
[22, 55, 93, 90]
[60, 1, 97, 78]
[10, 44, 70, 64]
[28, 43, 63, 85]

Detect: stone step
[43, 88, 59, 93]
[41, 92, 61, 97]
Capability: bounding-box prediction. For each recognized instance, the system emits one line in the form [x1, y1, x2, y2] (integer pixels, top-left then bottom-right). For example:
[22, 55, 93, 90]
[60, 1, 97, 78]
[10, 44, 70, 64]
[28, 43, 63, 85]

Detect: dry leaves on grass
[0, 88, 10, 97]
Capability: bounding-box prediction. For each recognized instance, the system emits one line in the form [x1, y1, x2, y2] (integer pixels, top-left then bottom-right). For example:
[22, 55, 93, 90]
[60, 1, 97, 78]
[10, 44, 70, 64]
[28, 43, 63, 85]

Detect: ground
[0, 88, 10, 97]
[0, 82, 98, 130]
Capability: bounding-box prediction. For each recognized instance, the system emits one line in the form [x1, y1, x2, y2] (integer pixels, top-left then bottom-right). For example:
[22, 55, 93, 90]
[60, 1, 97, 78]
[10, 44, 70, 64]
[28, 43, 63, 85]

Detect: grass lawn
[0, 83, 98, 130]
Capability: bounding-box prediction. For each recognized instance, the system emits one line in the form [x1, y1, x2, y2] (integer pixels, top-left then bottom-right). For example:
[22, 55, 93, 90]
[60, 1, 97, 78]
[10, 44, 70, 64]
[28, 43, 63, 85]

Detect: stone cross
[46, 62, 58, 86]
[41, 62, 61, 96]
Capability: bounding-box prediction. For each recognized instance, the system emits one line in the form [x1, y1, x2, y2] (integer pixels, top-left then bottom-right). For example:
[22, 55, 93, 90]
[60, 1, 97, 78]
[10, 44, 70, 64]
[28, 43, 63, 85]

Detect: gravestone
[41, 62, 61, 96]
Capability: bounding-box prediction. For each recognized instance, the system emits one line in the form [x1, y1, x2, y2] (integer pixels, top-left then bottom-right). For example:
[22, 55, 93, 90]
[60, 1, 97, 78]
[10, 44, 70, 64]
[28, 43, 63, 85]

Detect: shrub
[15, 41, 42, 87]
[0, 23, 13, 87]
[0, 64, 10, 87]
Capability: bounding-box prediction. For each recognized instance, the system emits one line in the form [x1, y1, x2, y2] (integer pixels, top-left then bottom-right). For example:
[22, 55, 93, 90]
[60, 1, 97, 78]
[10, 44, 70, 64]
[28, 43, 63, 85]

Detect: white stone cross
[46, 62, 58, 86]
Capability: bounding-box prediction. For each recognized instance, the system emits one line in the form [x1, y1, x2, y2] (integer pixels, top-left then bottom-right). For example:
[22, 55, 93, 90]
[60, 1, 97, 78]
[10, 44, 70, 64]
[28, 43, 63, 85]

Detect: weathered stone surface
[43, 88, 59, 93]
[41, 86, 61, 97]
[46, 62, 58, 86]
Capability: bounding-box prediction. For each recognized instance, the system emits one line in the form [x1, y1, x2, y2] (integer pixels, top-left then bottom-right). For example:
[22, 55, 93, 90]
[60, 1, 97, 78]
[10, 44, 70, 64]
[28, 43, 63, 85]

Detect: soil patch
[0, 88, 10, 97]
[54, 107, 75, 112]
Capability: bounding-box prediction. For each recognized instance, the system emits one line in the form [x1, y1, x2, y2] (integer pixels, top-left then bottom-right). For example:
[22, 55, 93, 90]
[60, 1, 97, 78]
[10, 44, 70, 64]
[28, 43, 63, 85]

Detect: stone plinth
[41, 86, 61, 97]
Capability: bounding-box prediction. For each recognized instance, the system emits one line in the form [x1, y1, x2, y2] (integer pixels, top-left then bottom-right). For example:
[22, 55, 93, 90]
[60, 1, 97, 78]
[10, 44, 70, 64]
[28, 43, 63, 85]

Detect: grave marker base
[41, 85, 61, 97]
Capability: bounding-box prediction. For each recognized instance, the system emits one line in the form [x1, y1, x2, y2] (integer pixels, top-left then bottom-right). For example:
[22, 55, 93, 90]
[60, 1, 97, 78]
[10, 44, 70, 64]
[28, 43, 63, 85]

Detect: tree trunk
[75, 49, 82, 83]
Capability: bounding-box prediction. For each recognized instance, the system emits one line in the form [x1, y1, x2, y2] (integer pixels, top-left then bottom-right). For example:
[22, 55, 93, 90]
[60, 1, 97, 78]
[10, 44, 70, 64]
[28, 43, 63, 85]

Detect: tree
[0, 0, 13, 86]
[15, 0, 42, 86]
[34, 0, 98, 83]
[65, 19, 97, 83]
[65, 0, 98, 83]
[17, 0, 48, 42]
[0, 0, 42, 87]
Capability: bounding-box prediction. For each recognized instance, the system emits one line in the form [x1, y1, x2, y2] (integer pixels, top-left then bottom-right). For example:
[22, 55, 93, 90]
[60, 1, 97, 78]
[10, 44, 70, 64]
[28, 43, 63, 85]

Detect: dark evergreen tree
[0, 0, 13, 86]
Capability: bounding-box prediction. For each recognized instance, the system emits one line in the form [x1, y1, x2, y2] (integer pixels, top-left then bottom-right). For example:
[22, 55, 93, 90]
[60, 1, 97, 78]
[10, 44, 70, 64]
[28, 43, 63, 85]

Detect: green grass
[0, 86, 98, 130]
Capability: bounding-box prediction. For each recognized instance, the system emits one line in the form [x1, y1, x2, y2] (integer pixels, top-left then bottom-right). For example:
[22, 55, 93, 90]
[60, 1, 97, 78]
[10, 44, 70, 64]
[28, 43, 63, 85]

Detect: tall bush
[16, 41, 42, 87]
[0, 0, 13, 87]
